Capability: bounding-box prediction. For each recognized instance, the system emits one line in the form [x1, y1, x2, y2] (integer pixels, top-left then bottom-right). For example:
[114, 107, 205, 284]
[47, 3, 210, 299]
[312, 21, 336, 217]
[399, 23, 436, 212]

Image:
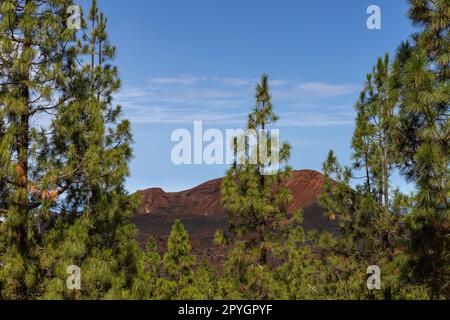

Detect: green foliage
[0, 0, 79, 299]
[220, 74, 293, 265]
[317, 0, 449, 300]
[0, 0, 447, 301]
[145, 0, 447, 301]
[392, 0, 449, 299]
[161, 220, 196, 299]
[0, 0, 141, 300]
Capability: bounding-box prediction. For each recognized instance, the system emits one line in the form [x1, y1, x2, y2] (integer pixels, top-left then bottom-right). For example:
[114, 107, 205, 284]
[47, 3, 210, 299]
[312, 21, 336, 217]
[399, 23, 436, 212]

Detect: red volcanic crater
[132, 170, 338, 258]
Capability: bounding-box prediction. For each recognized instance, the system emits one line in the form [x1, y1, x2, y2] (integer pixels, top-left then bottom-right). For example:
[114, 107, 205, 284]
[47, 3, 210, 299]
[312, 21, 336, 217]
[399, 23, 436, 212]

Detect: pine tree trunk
[91, 17, 96, 96]
[377, 103, 384, 208]
[364, 150, 371, 193]
[260, 119, 265, 187]
[383, 136, 389, 210]
[260, 119, 266, 265]
[17, 21, 31, 252]
[97, 38, 102, 101]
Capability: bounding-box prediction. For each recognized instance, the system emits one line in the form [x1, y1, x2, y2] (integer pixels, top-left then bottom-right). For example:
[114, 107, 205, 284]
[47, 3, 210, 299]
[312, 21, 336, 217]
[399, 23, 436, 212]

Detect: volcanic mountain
[132, 170, 339, 259]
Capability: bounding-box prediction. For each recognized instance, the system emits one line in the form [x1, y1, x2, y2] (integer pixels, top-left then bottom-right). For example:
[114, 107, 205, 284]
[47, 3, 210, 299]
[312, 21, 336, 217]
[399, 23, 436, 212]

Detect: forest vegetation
[0, 0, 448, 300]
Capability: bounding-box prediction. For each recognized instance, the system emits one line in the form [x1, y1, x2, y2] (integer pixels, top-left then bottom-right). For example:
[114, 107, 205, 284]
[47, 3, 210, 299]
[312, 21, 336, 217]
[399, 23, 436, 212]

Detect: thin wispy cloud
[128, 106, 247, 125]
[148, 76, 254, 87]
[296, 82, 358, 97]
[272, 82, 358, 100]
[149, 76, 201, 86]
[279, 111, 354, 127]
[116, 75, 360, 127]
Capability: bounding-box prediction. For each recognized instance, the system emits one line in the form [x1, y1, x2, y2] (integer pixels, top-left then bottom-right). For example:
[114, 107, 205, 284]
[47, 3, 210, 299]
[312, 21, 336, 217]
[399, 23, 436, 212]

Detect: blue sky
[77, 0, 415, 193]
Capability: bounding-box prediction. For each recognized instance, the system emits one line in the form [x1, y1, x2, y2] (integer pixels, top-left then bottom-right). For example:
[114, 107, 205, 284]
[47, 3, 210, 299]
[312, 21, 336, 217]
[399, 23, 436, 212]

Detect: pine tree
[0, 0, 142, 299]
[318, 53, 406, 299]
[352, 55, 404, 269]
[276, 228, 323, 300]
[0, 0, 78, 299]
[318, 0, 449, 300]
[353, 54, 399, 211]
[392, 0, 449, 299]
[220, 74, 293, 265]
[132, 236, 162, 300]
[40, 0, 142, 299]
[319, 149, 404, 299]
[162, 220, 196, 299]
[178, 258, 218, 300]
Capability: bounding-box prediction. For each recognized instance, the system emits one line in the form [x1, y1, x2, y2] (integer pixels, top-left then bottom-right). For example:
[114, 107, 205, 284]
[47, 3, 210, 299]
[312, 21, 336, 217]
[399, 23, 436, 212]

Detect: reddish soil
[132, 170, 339, 259]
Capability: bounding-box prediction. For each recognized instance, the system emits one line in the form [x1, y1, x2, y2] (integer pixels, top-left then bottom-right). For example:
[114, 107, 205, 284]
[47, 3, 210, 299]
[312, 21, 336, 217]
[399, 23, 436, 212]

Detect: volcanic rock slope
[132, 170, 339, 257]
